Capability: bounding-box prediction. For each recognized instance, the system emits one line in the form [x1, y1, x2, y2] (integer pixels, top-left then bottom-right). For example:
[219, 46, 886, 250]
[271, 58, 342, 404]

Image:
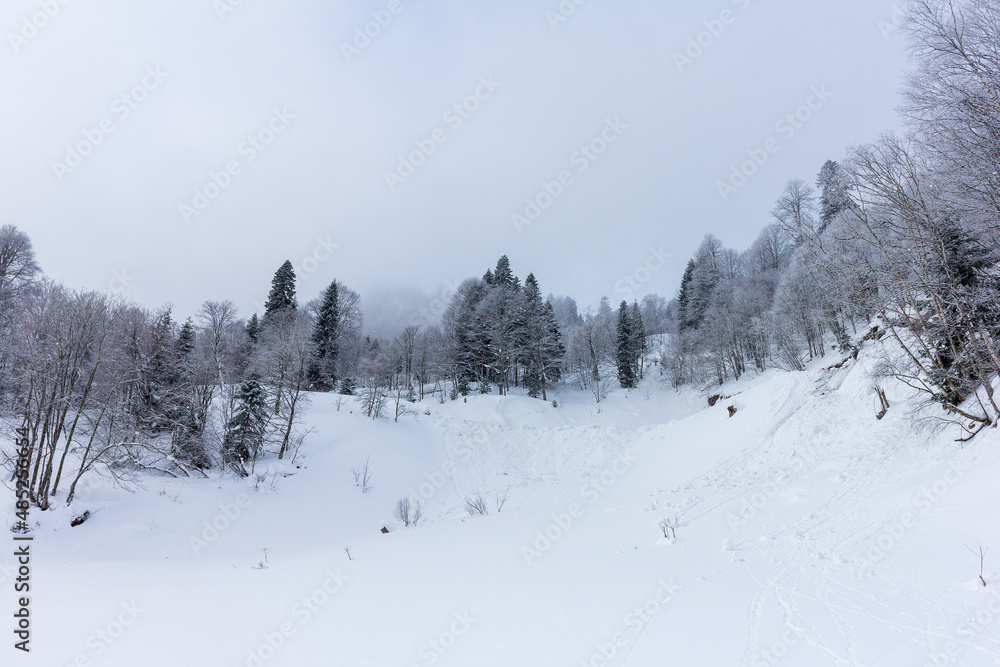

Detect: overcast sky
[1, 0, 910, 327]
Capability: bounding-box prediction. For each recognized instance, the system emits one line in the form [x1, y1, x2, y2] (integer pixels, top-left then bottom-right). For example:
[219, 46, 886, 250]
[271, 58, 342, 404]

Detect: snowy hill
[6, 341, 1000, 667]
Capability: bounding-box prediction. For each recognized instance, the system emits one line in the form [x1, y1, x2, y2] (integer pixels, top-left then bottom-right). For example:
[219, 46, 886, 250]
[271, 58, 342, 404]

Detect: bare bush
[659, 517, 677, 539]
[590, 374, 611, 404]
[493, 485, 510, 512]
[413, 500, 423, 525]
[395, 497, 412, 525]
[465, 492, 488, 516]
[350, 456, 374, 492]
[395, 497, 423, 526]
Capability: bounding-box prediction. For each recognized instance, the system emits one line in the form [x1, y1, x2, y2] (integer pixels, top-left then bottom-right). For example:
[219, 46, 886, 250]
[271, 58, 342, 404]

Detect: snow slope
[5, 345, 1000, 667]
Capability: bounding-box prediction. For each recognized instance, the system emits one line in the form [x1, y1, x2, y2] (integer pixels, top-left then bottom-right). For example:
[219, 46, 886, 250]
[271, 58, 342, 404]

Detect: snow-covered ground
[6, 343, 1000, 666]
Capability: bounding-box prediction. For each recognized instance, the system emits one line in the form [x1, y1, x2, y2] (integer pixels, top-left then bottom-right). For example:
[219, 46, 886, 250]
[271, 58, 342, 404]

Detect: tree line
[0, 243, 608, 505]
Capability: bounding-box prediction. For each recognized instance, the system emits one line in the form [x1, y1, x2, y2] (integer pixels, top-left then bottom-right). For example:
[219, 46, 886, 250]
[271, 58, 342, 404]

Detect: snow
[5, 345, 1000, 666]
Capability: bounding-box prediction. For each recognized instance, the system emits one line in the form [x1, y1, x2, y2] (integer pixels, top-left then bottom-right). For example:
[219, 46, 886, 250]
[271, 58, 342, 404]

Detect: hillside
[5, 340, 1000, 667]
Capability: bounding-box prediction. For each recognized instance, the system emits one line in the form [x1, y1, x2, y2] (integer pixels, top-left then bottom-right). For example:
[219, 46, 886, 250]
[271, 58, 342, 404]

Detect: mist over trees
[0, 239, 664, 505]
[0, 245, 584, 503]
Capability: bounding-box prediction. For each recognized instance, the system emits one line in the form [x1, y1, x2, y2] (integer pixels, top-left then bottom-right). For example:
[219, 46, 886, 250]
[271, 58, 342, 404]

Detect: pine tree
[264, 260, 297, 322]
[615, 301, 637, 388]
[309, 281, 340, 391]
[223, 374, 270, 476]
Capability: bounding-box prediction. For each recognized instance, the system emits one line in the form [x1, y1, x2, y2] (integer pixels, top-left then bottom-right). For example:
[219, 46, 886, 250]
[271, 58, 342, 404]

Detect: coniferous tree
[264, 260, 297, 322]
[615, 301, 637, 388]
[234, 313, 260, 378]
[309, 281, 340, 391]
[541, 301, 565, 385]
[177, 318, 196, 356]
[245, 313, 260, 344]
[444, 278, 488, 391]
[492, 255, 515, 288]
[816, 160, 852, 235]
[474, 279, 521, 394]
[168, 316, 210, 468]
[629, 301, 646, 380]
[141, 308, 176, 430]
[677, 259, 696, 332]
[222, 374, 270, 476]
[924, 217, 998, 402]
[518, 273, 565, 400]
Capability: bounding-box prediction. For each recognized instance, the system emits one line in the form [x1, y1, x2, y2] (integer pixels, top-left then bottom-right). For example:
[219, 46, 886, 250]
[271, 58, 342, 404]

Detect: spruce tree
[176, 318, 196, 356]
[449, 279, 488, 391]
[677, 259, 696, 331]
[245, 313, 260, 344]
[816, 160, 852, 235]
[517, 273, 565, 400]
[493, 255, 515, 288]
[926, 217, 997, 400]
[629, 301, 646, 380]
[541, 301, 565, 386]
[309, 281, 340, 391]
[684, 236, 722, 332]
[264, 260, 298, 322]
[223, 374, 270, 476]
[474, 280, 521, 394]
[168, 316, 205, 466]
[615, 301, 636, 388]
[134, 308, 182, 436]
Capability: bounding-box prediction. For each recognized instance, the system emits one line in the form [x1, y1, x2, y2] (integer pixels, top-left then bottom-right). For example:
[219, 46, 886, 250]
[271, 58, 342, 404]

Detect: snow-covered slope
[6, 345, 1000, 666]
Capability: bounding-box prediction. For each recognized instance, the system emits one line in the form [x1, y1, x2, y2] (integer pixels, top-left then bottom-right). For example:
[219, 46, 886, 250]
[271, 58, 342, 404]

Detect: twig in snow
[967, 543, 988, 587]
